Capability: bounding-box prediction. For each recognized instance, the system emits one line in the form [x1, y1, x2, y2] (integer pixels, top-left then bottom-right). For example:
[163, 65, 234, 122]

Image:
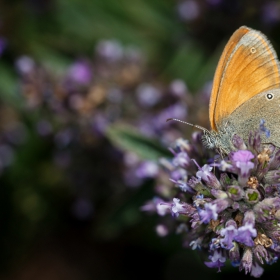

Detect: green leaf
[106, 122, 171, 160]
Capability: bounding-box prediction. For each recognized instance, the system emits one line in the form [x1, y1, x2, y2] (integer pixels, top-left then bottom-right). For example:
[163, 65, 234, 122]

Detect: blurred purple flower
[67, 60, 92, 85]
[154, 103, 187, 129]
[261, 1, 280, 26]
[140, 197, 164, 213]
[169, 79, 188, 97]
[136, 84, 161, 107]
[177, 0, 200, 21]
[15, 56, 35, 75]
[135, 160, 159, 179]
[95, 39, 123, 61]
[156, 224, 169, 237]
[91, 113, 109, 136]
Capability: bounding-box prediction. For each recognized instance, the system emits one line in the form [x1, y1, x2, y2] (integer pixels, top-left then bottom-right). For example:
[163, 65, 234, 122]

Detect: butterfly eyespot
[250, 47, 256, 54]
[266, 93, 274, 100]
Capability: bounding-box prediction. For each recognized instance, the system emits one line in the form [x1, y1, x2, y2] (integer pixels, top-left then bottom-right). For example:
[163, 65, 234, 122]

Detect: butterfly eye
[250, 47, 256, 54]
[266, 93, 274, 100]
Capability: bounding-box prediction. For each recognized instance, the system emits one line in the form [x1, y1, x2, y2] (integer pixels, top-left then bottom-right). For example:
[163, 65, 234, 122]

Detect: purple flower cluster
[143, 126, 280, 277]
[10, 38, 216, 231]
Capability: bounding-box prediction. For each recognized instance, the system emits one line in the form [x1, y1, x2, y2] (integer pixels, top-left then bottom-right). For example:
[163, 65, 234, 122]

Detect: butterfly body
[204, 26, 280, 154]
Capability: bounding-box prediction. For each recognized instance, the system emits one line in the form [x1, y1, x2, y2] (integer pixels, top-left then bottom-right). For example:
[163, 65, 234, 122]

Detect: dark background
[0, 0, 280, 279]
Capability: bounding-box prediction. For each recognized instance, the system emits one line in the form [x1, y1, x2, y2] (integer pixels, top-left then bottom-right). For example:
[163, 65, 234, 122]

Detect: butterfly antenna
[166, 118, 210, 133]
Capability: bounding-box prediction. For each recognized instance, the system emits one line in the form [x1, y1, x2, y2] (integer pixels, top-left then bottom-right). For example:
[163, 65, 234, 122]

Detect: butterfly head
[201, 124, 237, 155]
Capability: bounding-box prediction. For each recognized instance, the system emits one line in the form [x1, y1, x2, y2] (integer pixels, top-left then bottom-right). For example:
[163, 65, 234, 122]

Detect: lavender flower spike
[148, 124, 280, 276]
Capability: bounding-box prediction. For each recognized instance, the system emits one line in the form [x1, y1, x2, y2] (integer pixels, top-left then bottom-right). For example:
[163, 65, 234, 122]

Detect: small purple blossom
[259, 119, 270, 138]
[232, 134, 247, 150]
[198, 202, 218, 223]
[196, 164, 212, 180]
[198, 197, 232, 224]
[157, 198, 196, 218]
[231, 150, 254, 186]
[170, 178, 195, 193]
[220, 220, 238, 249]
[235, 224, 257, 247]
[196, 163, 221, 189]
[209, 238, 220, 250]
[189, 237, 203, 250]
[219, 160, 233, 171]
[156, 202, 171, 216]
[204, 249, 226, 272]
[171, 198, 191, 217]
[234, 211, 257, 247]
[172, 151, 192, 169]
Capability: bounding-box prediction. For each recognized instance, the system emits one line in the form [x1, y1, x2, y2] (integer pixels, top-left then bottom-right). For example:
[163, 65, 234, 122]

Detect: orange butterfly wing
[209, 26, 280, 131]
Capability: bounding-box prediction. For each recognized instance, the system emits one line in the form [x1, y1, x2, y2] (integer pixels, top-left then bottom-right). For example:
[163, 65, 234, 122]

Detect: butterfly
[170, 26, 280, 155]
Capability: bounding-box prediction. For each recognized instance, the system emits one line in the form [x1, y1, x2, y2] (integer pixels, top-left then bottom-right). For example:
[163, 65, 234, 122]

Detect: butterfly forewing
[209, 26, 280, 131]
[209, 26, 250, 131]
